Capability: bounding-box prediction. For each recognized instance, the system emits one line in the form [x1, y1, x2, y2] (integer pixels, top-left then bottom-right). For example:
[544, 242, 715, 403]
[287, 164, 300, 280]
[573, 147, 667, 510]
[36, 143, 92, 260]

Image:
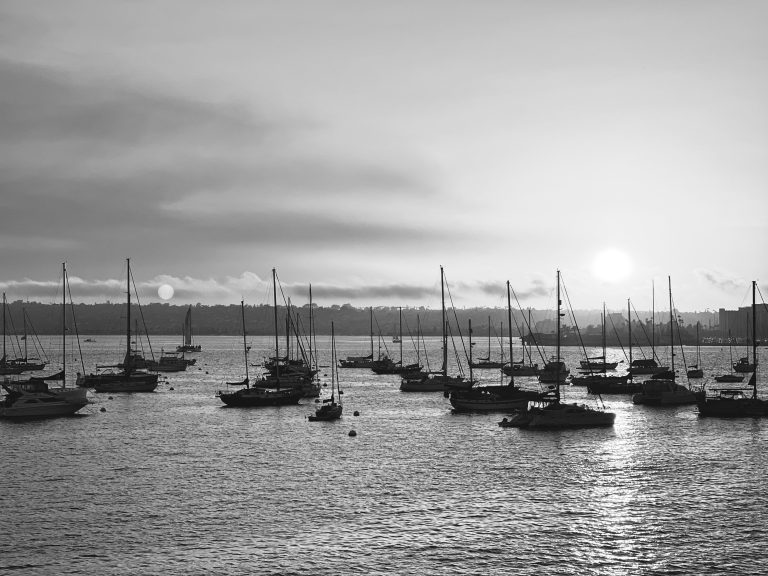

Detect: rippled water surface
[2, 336, 767, 575]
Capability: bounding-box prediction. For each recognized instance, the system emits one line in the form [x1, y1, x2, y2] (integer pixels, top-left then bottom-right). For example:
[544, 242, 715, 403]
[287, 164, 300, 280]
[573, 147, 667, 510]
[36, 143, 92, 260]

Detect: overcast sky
[1, 1, 766, 312]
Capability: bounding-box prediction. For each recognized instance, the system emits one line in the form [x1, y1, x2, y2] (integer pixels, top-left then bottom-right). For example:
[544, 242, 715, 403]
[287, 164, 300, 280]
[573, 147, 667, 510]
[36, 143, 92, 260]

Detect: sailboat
[309, 322, 343, 421]
[502, 307, 540, 377]
[500, 271, 615, 429]
[371, 307, 422, 376]
[0, 294, 24, 376]
[217, 296, 303, 407]
[686, 322, 704, 379]
[632, 277, 702, 406]
[176, 305, 202, 352]
[573, 303, 634, 394]
[401, 267, 466, 392]
[713, 331, 745, 383]
[1, 263, 88, 419]
[447, 282, 540, 412]
[76, 259, 159, 393]
[470, 317, 505, 369]
[252, 271, 318, 397]
[628, 282, 669, 375]
[698, 281, 767, 417]
[339, 307, 377, 369]
[578, 309, 618, 371]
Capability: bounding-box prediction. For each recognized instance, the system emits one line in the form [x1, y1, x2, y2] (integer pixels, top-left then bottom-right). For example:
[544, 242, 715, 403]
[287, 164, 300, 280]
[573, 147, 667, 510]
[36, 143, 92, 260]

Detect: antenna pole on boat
[441, 266, 447, 377]
[3, 292, 6, 362]
[668, 276, 674, 382]
[506, 281, 514, 386]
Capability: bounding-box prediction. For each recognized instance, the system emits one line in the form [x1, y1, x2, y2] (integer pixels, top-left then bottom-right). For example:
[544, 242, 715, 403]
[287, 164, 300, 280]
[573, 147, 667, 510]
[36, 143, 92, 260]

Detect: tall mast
[399, 306, 403, 365]
[416, 314, 421, 366]
[309, 284, 314, 371]
[272, 268, 279, 380]
[241, 300, 249, 387]
[628, 298, 633, 382]
[441, 266, 447, 376]
[556, 270, 561, 402]
[651, 280, 656, 363]
[126, 259, 131, 368]
[506, 281, 514, 385]
[468, 318, 474, 384]
[23, 307, 27, 359]
[527, 308, 533, 364]
[369, 306, 374, 359]
[668, 276, 674, 381]
[2, 292, 6, 361]
[752, 280, 757, 399]
[602, 302, 607, 374]
[62, 263, 66, 382]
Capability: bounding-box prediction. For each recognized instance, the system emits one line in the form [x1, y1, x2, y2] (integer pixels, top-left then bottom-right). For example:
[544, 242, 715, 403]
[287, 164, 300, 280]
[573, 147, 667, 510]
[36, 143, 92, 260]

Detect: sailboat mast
[628, 298, 633, 381]
[556, 270, 561, 402]
[752, 280, 757, 399]
[468, 318, 474, 384]
[62, 262, 66, 382]
[399, 306, 403, 365]
[651, 280, 656, 363]
[668, 276, 674, 381]
[241, 300, 249, 385]
[272, 268, 279, 380]
[126, 258, 131, 360]
[2, 292, 6, 361]
[441, 266, 447, 377]
[309, 284, 314, 372]
[602, 303, 607, 374]
[369, 306, 374, 359]
[506, 281, 514, 385]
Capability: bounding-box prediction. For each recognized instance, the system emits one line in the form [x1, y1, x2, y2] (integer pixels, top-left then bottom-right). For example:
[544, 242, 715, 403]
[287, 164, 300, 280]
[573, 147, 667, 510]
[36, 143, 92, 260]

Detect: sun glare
[592, 249, 632, 283]
[158, 283, 175, 300]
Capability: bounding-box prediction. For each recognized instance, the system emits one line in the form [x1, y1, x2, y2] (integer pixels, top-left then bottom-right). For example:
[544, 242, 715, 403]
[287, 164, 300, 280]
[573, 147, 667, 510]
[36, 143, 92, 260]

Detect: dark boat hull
[218, 387, 302, 407]
[79, 372, 159, 393]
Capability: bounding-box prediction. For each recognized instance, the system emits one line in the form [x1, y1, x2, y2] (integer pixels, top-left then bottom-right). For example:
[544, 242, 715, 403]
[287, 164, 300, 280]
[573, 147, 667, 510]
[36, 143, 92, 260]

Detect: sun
[592, 249, 633, 283]
[157, 283, 175, 300]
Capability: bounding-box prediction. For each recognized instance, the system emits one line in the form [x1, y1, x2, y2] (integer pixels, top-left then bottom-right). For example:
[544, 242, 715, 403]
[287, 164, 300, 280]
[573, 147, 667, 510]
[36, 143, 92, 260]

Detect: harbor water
[2, 335, 767, 575]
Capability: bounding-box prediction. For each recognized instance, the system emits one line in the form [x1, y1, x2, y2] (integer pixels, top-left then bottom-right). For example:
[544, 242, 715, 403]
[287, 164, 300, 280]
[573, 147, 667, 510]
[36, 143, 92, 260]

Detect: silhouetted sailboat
[176, 305, 202, 352]
[500, 271, 615, 429]
[698, 281, 767, 417]
[217, 295, 302, 407]
[1, 263, 88, 419]
[309, 322, 343, 421]
[76, 259, 158, 393]
[632, 277, 702, 406]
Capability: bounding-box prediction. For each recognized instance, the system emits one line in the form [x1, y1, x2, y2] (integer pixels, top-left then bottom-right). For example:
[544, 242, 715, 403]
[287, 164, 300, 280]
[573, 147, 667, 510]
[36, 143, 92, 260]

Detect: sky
[0, 0, 766, 313]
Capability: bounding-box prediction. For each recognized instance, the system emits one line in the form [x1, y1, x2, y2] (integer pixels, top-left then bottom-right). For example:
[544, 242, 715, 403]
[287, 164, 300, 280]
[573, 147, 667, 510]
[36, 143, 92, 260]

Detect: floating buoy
[169, 387, 174, 391]
[348, 430, 357, 437]
[100, 407, 106, 412]
[205, 371, 209, 374]
[108, 396, 113, 400]
[323, 383, 328, 387]
[353, 410, 360, 416]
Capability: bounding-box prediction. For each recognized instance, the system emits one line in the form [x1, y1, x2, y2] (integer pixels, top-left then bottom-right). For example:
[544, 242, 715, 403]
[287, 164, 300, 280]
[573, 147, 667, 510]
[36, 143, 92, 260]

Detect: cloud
[695, 269, 743, 293]
[0, 57, 438, 277]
